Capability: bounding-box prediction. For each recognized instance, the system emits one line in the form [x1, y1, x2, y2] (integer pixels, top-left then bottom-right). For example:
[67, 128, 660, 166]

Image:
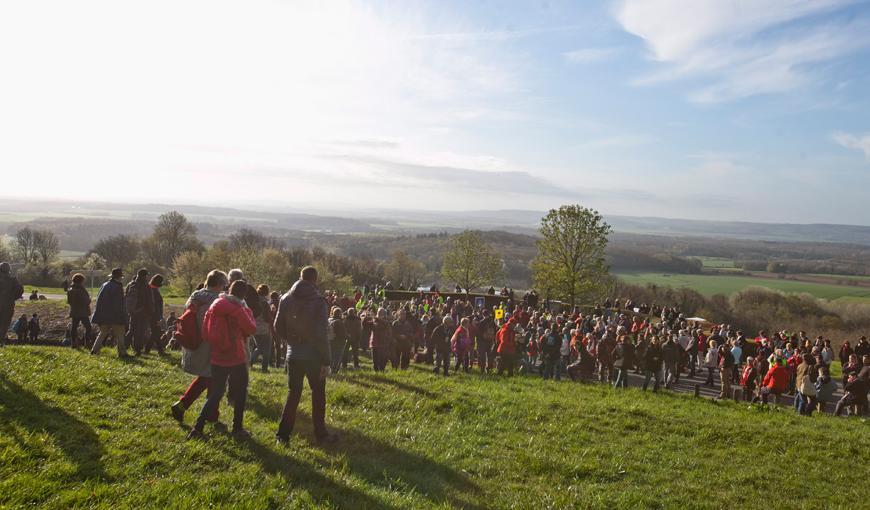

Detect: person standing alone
[274, 266, 337, 445]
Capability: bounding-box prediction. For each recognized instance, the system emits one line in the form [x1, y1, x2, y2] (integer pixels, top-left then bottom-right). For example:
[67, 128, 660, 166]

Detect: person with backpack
[0, 262, 24, 347]
[91, 268, 128, 356]
[795, 353, 818, 415]
[11, 314, 28, 343]
[814, 366, 838, 414]
[430, 315, 454, 376]
[541, 328, 562, 380]
[66, 273, 92, 349]
[171, 270, 227, 424]
[125, 268, 154, 356]
[187, 279, 257, 440]
[275, 266, 337, 445]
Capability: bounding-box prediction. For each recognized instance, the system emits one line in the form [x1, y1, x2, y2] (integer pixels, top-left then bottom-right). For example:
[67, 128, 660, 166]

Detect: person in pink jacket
[189, 280, 257, 440]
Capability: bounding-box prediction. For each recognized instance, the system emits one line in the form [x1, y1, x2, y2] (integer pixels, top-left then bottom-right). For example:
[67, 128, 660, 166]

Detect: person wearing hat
[125, 268, 154, 356]
[0, 262, 24, 346]
[66, 273, 92, 349]
[145, 274, 166, 355]
[91, 268, 128, 356]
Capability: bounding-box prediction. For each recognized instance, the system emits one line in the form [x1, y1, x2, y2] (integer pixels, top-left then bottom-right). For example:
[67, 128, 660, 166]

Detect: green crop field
[614, 271, 870, 303]
[695, 256, 737, 269]
[1, 347, 867, 509]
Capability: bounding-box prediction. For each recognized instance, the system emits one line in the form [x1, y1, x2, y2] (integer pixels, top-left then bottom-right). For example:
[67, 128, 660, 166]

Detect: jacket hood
[290, 279, 319, 300]
[190, 288, 220, 307]
[211, 293, 244, 315]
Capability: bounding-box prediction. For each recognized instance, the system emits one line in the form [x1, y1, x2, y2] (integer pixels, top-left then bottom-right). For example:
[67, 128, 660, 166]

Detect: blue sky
[2, 0, 870, 223]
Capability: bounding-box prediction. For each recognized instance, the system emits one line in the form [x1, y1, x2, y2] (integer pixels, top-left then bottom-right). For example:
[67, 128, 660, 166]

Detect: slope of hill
[1, 347, 867, 509]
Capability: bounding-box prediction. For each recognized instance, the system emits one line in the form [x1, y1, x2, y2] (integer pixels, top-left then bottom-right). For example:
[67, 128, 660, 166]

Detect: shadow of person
[319, 423, 485, 510]
[0, 373, 107, 481]
[351, 372, 438, 398]
[216, 435, 403, 510]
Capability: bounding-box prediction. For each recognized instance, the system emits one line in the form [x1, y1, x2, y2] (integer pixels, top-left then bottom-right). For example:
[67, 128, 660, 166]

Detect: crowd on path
[2, 260, 869, 445]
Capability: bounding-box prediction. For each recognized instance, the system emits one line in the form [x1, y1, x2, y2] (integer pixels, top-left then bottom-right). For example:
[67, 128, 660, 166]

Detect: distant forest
[6, 216, 870, 288]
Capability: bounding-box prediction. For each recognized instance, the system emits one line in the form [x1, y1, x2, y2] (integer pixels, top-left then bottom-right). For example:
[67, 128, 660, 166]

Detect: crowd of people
[2, 259, 870, 445]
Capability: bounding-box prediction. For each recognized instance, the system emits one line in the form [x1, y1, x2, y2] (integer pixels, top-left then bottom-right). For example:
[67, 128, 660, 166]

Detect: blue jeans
[195, 363, 248, 433]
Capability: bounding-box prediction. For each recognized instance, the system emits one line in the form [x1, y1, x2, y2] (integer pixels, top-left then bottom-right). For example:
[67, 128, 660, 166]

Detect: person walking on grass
[171, 270, 227, 425]
[12, 314, 28, 343]
[814, 366, 837, 414]
[250, 285, 275, 372]
[144, 274, 166, 355]
[328, 306, 348, 374]
[496, 317, 518, 376]
[125, 269, 154, 356]
[0, 262, 24, 347]
[275, 266, 337, 445]
[188, 279, 257, 441]
[66, 273, 92, 349]
[704, 340, 718, 387]
[451, 317, 473, 373]
[91, 268, 128, 357]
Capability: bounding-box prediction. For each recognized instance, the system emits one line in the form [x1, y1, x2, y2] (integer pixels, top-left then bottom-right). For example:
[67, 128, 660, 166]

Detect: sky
[2, 0, 870, 224]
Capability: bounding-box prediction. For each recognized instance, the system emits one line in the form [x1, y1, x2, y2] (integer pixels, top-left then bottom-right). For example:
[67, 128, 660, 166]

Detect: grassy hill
[1, 347, 868, 509]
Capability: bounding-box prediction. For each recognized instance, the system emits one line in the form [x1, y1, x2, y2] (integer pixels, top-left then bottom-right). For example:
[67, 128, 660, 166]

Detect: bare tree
[91, 234, 140, 268]
[33, 230, 60, 266]
[14, 227, 37, 264]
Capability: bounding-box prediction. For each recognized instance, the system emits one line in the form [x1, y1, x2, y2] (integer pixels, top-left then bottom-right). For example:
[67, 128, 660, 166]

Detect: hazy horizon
[3, 1, 870, 224]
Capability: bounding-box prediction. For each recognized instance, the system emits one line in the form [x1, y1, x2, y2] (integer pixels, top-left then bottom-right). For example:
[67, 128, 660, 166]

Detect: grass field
[614, 271, 870, 303]
[695, 256, 739, 270]
[1, 347, 868, 509]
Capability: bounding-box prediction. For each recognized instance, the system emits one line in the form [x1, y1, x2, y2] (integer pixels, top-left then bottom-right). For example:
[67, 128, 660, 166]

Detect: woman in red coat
[496, 318, 518, 376]
[189, 280, 257, 440]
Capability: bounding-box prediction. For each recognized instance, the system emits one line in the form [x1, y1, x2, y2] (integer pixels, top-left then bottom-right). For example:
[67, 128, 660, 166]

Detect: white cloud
[615, 0, 870, 102]
[832, 132, 870, 159]
[563, 47, 621, 63]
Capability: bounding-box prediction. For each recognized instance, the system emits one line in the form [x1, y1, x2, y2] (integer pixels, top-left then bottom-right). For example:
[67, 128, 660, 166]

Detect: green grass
[22, 285, 187, 306]
[614, 271, 870, 303]
[695, 256, 737, 269]
[1, 347, 867, 509]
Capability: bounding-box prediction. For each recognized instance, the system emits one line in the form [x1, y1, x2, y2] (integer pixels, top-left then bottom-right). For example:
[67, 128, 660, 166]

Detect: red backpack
[174, 304, 202, 350]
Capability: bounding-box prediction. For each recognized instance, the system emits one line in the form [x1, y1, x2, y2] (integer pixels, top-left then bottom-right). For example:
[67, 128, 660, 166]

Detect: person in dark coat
[145, 274, 166, 355]
[12, 314, 28, 343]
[612, 335, 635, 389]
[642, 337, 663, 392]
[91, 268, 128, 357]
[66, 273, 92, 349]
[275, 266, 336, 445]
[0, 262, 24, 346]
[125, 268, 154, 356]
[28, 313, 40, 342]
[430, 316, 454, 376]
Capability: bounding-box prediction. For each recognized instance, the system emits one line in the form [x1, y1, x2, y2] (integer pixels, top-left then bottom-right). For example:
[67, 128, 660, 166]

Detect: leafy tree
[91, 234, 140, 268]
[441, 230, 502, 293]
[171, 250, 209, 294]
[384, 250, 425, 287]
[145, 211, 203, 267]
[531, 205, 611, 305]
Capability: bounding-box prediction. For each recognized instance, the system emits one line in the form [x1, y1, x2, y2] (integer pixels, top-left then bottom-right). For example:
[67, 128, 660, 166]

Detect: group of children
[11, 313, 40, 343]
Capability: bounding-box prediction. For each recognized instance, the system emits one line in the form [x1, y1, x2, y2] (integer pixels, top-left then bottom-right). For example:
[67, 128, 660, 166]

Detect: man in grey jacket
[274, 266, 336, 445]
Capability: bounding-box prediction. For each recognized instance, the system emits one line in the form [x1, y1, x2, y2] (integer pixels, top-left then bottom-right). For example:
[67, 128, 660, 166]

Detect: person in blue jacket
[90, 268, 128, 357]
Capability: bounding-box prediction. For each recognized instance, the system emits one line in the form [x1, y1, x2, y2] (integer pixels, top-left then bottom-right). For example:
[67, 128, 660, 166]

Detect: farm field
[613, 271, 870, 303]
[1, 346, 868, 509]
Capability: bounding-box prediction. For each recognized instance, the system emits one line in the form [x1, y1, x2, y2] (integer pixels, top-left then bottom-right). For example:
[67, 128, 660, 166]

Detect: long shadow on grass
[217, 435, 402, 510]
[324, 423, 485, 510]
[349, 372, 438, 398]
[0, 373, 107, 481]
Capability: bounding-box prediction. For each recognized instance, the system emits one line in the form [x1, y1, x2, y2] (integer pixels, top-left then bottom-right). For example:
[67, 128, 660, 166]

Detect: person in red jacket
[496, 317, 518, 376]
[188, 280, 257, 440]
[755, 357, 789, 404]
